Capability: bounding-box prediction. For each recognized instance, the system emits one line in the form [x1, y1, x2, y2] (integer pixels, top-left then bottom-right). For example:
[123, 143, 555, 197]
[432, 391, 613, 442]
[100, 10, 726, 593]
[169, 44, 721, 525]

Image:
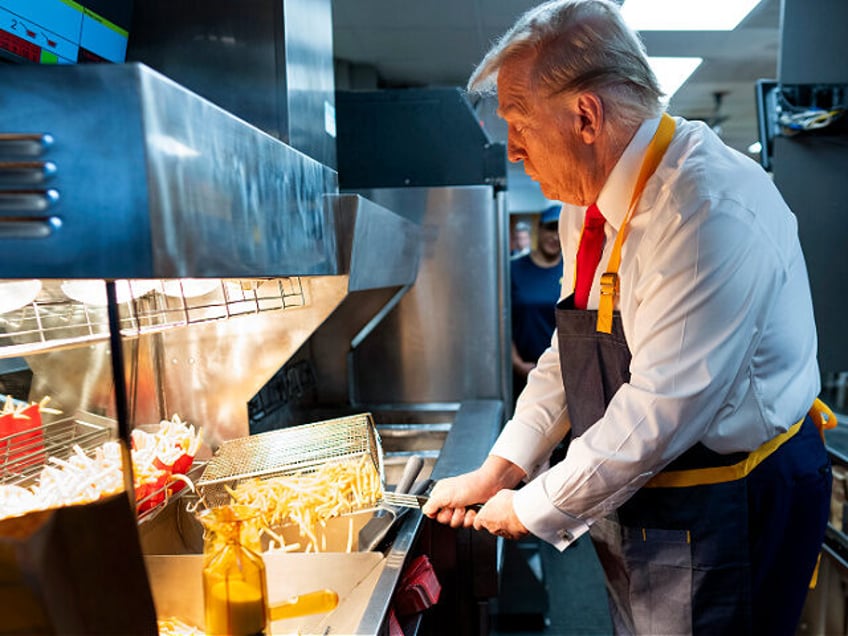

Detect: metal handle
[0, 219, 56, 239]
[410, 478, 433, 496]
[0, 161, 57, 185]
[269, 588, 339, 621]
[394, 454, 424, 495]
[0, 133, 54, 157]
[0, 189, 59, 213]
[382, 488, 483, 511]
[0, 189, 60, 238]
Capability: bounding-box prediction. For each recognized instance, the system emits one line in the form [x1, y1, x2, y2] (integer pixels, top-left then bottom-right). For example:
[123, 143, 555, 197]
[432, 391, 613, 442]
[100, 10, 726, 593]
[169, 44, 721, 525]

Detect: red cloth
[387, 608, 405, 636]
[574, 203, 606, 309]
[393, 554, 441, 617]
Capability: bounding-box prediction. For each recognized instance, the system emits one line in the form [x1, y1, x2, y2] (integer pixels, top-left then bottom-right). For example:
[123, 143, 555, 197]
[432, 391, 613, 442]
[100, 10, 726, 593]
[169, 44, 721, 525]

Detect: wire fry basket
[196, 413, 384, 507]
[0, 412, 112, 486]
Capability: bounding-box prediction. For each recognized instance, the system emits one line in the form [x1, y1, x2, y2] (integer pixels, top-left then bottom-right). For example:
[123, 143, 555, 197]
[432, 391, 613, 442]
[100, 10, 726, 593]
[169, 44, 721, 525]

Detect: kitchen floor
[490, 535, 613, 636]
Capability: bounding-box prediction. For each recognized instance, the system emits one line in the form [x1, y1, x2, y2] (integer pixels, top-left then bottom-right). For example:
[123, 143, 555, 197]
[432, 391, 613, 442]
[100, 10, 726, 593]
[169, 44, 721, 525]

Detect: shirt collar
[595, 116, 662, 231]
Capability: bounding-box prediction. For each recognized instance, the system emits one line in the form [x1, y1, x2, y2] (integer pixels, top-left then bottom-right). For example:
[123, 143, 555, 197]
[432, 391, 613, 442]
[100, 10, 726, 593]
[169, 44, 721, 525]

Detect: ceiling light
[747, 141, 762, 154]
[648, 57, 702, 100]
[621, 0, 761, 31]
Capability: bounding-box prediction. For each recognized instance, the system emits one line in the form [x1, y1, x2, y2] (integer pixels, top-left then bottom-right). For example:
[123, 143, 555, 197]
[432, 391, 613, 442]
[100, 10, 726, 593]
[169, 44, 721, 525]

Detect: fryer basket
[0, 412, 112, 486]
[196, 413, 384, 507]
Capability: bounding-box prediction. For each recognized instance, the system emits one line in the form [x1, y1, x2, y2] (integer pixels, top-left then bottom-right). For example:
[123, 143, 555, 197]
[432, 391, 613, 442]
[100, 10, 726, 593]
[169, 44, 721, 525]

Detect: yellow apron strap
[645, 399, 835, 489]
[806, 399, 836, 590]
[809, 552, 822, 590]
[645, 418, 804, 488]
[597, 113, 676, 334]
[809, 396, 838, 439]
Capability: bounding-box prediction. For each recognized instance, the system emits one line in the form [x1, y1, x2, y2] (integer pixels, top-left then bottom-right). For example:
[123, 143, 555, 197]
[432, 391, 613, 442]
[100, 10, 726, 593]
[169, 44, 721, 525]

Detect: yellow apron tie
[643, 399, 836, 591]
[808, 396, 838, 439]
[597, 113, 676, 334]
[645, 398, 837, 489]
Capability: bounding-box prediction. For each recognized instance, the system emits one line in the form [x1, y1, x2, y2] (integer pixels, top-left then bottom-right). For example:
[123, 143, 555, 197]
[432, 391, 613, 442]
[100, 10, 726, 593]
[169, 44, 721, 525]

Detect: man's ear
[575, 92, 604, 144]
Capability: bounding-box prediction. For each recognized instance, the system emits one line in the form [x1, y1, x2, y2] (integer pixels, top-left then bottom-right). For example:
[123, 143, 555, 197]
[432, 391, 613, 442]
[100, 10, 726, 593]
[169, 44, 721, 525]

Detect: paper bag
[0, 491, 158, 635]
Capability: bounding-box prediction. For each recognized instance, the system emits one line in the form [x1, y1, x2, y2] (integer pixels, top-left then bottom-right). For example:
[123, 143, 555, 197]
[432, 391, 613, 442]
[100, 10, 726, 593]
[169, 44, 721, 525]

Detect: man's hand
[421, 471, 489, 528]
[421, 455, 528, 532]
[473, 489, 529, 540]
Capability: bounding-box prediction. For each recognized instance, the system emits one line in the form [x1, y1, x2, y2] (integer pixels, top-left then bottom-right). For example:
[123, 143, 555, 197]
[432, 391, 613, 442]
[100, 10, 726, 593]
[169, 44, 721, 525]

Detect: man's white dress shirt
[492, 116, 821, 549]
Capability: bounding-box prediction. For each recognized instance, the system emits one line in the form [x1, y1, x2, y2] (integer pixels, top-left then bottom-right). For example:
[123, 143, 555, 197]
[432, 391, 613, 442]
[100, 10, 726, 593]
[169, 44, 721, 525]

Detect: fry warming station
[0, 1, 509, 634]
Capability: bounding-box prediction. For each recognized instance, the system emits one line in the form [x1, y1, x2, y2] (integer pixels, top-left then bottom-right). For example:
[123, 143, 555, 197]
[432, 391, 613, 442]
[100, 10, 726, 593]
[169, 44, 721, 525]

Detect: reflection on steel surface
[0, 278, 307, 358]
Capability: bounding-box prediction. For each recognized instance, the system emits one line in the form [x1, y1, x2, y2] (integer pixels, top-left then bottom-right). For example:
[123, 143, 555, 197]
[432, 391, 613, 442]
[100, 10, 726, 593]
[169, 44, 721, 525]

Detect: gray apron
[554, 298, 831, 635]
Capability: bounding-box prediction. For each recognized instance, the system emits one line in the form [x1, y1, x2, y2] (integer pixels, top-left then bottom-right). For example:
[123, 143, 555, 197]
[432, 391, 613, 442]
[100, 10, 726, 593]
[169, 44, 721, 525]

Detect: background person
[510, 221, 532, 258]
[510, 204, 563, 403]
[423, 1, 832, 634]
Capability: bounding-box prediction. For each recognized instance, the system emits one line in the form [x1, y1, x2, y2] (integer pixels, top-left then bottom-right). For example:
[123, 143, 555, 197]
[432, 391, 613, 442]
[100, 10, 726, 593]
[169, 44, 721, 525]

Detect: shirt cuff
[513, 476, 591, 551]
[490, 421, 552, 480]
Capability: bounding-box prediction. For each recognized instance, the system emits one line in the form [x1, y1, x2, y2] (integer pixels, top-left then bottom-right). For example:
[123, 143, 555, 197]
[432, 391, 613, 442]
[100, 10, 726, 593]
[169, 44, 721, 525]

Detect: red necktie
[574, 203, 606, 310]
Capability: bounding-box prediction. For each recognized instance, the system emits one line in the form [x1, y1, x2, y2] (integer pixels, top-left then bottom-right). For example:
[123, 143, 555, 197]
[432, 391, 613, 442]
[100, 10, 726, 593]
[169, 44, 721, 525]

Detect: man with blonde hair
[423, 2, 832, 633]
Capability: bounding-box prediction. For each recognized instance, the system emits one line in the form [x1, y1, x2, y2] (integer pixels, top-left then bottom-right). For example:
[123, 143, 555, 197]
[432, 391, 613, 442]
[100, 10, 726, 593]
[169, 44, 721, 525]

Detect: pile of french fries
[224, 454, 383, 553]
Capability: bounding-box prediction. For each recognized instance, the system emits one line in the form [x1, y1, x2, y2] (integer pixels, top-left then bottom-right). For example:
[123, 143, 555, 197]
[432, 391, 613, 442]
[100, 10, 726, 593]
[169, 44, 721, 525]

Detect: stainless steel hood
[0, 62, 338, 279]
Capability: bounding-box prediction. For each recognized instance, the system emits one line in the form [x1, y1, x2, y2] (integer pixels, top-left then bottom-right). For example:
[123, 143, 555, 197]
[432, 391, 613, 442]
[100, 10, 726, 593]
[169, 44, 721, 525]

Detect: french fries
[224, 454, 382, 554]
[0, 394, 62, 418]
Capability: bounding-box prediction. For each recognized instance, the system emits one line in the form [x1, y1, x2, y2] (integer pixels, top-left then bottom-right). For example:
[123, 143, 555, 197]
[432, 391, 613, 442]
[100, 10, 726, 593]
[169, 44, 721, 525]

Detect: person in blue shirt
[510, 204, 563, 403]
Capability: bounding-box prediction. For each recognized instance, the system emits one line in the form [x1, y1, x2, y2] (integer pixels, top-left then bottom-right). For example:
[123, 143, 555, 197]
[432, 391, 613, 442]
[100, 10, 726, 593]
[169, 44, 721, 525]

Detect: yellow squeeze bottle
[199, 505, 269, 636]
[206, 578, 266, 635]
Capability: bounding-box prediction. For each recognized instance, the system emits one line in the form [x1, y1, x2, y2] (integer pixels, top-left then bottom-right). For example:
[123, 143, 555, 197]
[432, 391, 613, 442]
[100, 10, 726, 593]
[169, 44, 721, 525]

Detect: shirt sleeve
[511, 195, 785, 547]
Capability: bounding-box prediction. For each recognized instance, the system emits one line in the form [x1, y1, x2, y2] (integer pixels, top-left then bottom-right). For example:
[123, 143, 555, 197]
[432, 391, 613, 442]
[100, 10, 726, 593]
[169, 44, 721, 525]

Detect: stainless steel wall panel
[347, 186, 506, 404]
[127, 0, 337, 169]
[772, 136, 848, 376]
[283, 0, 337, 170]
[778, 0, 848, 84]
[248, 194, 424, 432]
[128, 0, 283, 138]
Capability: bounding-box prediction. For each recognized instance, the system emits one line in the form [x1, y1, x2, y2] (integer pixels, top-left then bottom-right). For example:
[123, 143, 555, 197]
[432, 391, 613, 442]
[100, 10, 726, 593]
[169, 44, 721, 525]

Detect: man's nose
[507, 137, 526, 163]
